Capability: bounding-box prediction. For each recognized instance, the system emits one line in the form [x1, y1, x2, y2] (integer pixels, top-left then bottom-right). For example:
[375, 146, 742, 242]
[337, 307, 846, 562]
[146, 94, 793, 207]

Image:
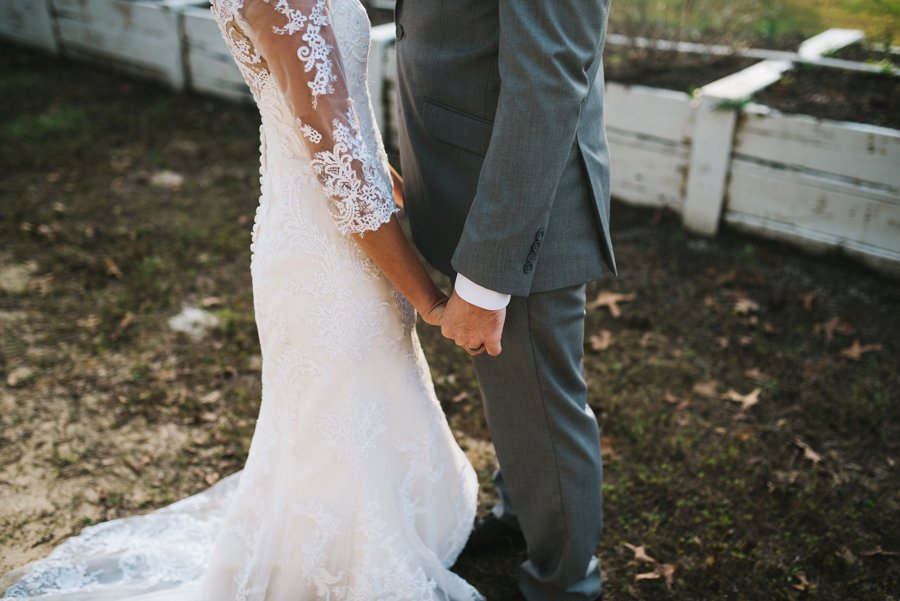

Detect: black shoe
[461, 512, 526, 555]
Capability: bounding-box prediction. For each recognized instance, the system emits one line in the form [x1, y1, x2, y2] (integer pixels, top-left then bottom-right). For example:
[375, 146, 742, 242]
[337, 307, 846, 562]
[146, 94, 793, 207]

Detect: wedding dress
[0, 0, 481, 598]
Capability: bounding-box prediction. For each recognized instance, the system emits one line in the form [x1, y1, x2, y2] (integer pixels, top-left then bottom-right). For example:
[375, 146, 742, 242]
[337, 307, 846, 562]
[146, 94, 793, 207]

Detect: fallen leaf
[738, 335, 753, 346]
[860, 545, 900, 557]
[722, 387, 761, 411]
[692, 380, 719, 399]
[835, 546, 857, 565]
[839, 340, 882, 361]
[77, 314, 101, 330]
[624, 543, 656, 564]
[105, 257, 123, 279]
[716, 268, 737, 284]
[800, 291, 818, 311]
[733, 297, 759, 315]
[204, 471, 220, 485]
[150, 170, 184, 191]
[6, 366, 35, 387]
[200, 411, 218, 422]
[201, 296, 223, 308]
[118, 312, 134, 330]
[635, 563, 676, 592]
[703, 295, 718, 309]
[791, 570, 813, 592]
[451, 391, 470, 403]
[589, 330, 614, 351]
[715, 336, 729, 349]
[743, 368, 770, 382]
[794, 438, 823, 464]
[587, 291, 636, 318]
[813, 317, 855, 342]
[664, 390, 690, 410]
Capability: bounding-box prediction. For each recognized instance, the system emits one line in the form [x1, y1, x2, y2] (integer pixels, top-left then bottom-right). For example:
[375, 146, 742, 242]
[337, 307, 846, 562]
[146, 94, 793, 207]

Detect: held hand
[441, 290, 506, 357]
[419, 294, 449, 327]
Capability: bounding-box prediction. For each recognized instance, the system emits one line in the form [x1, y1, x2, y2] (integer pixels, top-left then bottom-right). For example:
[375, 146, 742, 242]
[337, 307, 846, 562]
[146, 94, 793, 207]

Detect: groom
[394, 1, 617, 599]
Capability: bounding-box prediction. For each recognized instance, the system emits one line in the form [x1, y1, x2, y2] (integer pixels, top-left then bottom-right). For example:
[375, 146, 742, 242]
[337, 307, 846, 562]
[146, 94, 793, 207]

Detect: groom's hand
[441, 291, 506, 357]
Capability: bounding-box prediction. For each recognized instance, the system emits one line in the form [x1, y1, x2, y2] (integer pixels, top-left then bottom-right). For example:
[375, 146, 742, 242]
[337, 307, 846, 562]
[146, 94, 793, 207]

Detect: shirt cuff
[454, 273, 511, 310]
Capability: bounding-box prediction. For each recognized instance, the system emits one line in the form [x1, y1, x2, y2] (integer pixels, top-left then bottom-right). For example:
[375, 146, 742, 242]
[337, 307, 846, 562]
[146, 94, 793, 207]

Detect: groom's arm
[450, 0, 609, 296]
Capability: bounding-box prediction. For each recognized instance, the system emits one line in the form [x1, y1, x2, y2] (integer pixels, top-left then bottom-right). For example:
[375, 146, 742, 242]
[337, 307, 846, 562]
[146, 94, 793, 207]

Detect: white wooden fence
[2, 1, 898, 274]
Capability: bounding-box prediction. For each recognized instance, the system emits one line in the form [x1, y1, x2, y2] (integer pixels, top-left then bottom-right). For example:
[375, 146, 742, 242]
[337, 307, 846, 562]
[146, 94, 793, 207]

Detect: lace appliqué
[310, 111, 398, 236]
[270, 0, 335, 108]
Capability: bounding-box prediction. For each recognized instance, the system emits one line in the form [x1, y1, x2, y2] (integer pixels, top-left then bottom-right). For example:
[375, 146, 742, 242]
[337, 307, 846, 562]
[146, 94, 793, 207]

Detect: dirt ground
[1, 44, 899, 600]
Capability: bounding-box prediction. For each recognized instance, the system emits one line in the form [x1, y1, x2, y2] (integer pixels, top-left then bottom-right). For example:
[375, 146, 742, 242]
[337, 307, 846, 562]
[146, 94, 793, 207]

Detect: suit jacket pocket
[423, 98, 493, 157]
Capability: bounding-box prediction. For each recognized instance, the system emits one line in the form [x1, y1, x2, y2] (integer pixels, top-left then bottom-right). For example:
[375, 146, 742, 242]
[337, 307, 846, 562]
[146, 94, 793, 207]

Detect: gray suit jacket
[395, 0, 617, 296]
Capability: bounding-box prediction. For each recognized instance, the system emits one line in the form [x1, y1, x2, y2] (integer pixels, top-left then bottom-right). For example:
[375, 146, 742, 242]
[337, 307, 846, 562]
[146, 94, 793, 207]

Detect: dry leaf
[716, 268, 737, 284]
[743, 368, 770, 382]
[664, 390, 690, 410]
[104, 257, 123, 279]
[77, 314, 101, 330]
[800, 291, 818, 311]
[201, 296, 223, 308]
[813, 317, 855, 342]
[715, 336, 729, 349]
[703, 295, 718, 308]
[722, 387, 761, 411]
[587, 291, 636, 318]
[860, 545, 900, 557]
[692, 380, 719, 399]
[733, 297, 760, 315]
[200, 411, 218, 422]
[204, 471, 221, 485]
[451, 391, 470, 403]
[624, 543, 656, 564]
[834, 546, 857, 565]
[791, 570, 813, 591]
[839, 340, 882, 361]
[589, 330, 614, 351]
[150, 170, 184, 190]
[635, 563, 676, 591]
[794, 438, 823, 464]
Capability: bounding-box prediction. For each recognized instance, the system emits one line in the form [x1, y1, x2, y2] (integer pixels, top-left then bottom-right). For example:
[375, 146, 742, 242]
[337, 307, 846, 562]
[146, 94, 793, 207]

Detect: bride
[1, 0, 482, 599]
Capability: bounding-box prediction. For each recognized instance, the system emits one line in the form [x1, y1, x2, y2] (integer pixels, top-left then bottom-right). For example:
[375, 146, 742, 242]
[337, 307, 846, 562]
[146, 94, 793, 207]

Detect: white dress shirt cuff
[454, 273, 511, 310]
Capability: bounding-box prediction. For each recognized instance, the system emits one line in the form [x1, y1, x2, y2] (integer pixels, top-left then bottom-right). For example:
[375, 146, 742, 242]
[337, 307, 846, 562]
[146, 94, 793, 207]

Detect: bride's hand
[420, 294, 449, 327]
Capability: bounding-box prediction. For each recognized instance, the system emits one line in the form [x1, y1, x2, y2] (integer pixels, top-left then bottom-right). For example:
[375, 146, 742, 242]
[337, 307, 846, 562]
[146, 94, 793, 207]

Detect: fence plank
[0, 0, 57, 53]
[608, 133, 689, 209]
[605, 83, 694, 144]
[726, 159, 900, 256]
[183, 8, 252, 101]
[735, 106, 900, 192]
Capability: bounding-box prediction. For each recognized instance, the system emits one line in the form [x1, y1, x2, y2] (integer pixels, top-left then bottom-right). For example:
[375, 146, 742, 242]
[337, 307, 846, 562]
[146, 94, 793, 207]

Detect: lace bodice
[211, 0, 397, 236]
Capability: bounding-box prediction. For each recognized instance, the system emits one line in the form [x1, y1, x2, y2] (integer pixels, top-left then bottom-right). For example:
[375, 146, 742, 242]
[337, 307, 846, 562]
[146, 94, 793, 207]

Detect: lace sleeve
[237, 0, 396, 236]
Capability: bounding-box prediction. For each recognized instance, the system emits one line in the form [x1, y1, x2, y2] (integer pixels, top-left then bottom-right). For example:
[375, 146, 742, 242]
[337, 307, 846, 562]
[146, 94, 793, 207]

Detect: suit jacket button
[396, 23, 405, 40]
[523, 262, 534, 274]
[535, 228, 545, 241]
[527, 251, 538, 262]
[531, 240, 542, 252]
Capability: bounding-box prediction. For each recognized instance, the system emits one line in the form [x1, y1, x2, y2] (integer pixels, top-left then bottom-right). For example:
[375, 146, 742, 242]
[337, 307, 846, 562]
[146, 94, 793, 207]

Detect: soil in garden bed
[754, 66, 900, 129]
[833, 41, 900, 66]
[603, 46, 758, 93]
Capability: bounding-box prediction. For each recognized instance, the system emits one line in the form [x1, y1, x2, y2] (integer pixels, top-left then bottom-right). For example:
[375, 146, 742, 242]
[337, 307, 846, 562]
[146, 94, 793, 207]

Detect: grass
[1, 43, 899, 600]
[608, 0, 900, 46]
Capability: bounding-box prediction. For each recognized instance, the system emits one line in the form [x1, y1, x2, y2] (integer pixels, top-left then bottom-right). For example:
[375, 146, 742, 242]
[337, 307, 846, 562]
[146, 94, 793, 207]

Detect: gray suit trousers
[472, 283, 603, 601]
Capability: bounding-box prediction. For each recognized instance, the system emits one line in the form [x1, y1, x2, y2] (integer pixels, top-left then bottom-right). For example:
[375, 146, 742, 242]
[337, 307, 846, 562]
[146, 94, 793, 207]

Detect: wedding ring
[464, 343, 485, 352]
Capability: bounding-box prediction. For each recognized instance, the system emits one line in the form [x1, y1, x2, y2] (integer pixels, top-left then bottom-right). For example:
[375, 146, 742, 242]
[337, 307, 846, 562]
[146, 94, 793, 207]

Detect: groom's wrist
[454, 273, 511, 311]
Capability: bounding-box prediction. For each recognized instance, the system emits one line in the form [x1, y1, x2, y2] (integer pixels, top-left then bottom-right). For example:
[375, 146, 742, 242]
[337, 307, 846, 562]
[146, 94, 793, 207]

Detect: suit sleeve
[237, 0, 397, 236]
[449, 0, 609, 296]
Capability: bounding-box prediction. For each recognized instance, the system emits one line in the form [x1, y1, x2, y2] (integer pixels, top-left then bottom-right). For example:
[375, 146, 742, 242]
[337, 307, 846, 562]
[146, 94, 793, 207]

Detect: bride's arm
[236, 0, 443, 321]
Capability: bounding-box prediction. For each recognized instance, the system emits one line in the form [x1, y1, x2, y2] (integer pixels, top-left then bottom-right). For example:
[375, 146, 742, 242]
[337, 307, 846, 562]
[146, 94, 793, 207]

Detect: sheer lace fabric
[1, 0, 481, 599]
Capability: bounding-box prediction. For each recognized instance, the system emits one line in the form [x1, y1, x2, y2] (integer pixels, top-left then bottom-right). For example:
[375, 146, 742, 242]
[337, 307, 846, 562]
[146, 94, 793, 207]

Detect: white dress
[0, 0, 481, 599]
